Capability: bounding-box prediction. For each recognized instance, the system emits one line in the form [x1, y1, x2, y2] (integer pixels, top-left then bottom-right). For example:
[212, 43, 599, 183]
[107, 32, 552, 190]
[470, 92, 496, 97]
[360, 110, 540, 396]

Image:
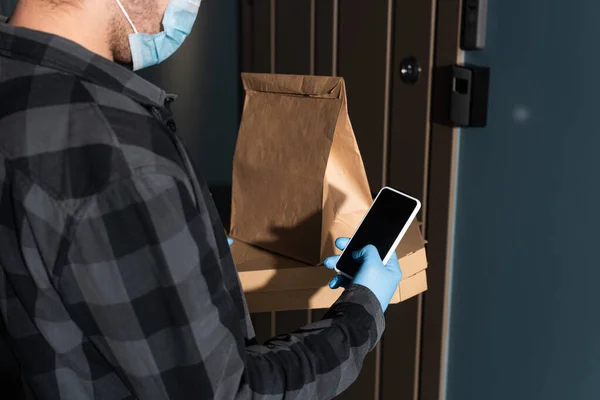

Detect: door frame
[417, 0, 464, 399]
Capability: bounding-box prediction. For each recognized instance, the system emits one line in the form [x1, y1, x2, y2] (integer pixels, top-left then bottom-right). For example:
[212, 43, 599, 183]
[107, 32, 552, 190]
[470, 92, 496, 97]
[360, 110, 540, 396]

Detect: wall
[0, 0, 14, 15]
[138, 0, 239, 222]
[446, 1, 600, 399]
[139, 0, 240, 189]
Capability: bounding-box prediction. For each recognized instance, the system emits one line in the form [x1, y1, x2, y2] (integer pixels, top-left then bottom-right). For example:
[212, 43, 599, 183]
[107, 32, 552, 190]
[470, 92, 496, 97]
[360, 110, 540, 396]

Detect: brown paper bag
[231, 73, 373, 263]
[230, 73, 427, 312]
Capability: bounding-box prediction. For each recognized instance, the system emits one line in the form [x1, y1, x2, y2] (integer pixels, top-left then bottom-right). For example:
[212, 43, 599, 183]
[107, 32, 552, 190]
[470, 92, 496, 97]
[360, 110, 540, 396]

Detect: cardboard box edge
[245, 269, 428, 313]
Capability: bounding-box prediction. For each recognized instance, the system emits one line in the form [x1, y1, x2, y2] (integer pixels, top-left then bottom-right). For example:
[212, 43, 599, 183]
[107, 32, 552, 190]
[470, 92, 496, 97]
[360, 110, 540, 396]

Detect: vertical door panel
[241, 0, 272, 74]
[272, 0, 314, 337]
[275, 0, 312, 74]
[337, 0, 390, 195]
[383, 0, 437, 399]
[250, 313, 274, 344]
[310, 0, 335, 327]
[420, 1, 463, 398]
[314, 0, 334, 76]
[336, 3, 391, 397]
[241, 0, 275, 341]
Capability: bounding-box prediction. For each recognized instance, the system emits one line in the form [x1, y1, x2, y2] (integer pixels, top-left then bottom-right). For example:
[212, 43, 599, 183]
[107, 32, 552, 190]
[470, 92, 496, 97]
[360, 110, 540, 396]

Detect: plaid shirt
[0, 17, 385, 400]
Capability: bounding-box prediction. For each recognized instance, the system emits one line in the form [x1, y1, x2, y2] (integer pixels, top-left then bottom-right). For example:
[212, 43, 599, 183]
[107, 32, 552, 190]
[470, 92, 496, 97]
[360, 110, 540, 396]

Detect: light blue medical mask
[114, 0, 200, 71]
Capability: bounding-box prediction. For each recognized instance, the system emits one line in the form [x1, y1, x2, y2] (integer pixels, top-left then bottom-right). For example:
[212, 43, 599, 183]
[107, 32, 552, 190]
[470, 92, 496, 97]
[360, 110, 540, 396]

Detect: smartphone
[334, 186, 421, 279]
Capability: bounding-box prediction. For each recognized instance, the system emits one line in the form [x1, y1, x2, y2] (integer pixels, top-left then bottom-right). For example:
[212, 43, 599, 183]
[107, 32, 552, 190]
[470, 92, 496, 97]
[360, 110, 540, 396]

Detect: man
[0, 0, 403, 398]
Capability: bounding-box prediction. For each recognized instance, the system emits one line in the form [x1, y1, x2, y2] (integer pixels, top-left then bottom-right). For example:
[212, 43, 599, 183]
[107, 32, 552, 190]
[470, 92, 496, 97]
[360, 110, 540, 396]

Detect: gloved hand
[324, 238, 402, 312]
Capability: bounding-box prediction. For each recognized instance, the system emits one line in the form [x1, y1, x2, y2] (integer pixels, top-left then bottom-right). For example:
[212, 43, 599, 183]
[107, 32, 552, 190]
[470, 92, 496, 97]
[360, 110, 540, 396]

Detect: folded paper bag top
[229, 73, 428, 312]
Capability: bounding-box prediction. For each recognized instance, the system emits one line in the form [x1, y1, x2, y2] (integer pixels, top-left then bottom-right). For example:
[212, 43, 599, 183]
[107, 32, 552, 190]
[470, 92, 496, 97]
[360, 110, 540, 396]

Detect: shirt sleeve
[59, 172, 385, 400]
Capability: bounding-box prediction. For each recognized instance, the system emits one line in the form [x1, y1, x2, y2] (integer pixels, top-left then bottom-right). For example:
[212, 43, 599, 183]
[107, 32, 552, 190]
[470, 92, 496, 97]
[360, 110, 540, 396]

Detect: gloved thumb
[335, 237, 350, 251]
[324, 255, 340, 270]
[329, 274, 351, 289]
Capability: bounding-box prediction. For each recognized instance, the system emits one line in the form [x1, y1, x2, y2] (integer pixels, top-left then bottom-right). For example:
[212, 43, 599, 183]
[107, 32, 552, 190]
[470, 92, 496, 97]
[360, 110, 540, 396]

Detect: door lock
[432, 64, 490, 127]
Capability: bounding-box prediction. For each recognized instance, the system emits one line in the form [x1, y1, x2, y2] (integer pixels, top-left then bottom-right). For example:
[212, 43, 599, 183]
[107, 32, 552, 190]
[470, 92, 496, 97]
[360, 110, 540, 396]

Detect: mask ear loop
[114, 0, 139, 34]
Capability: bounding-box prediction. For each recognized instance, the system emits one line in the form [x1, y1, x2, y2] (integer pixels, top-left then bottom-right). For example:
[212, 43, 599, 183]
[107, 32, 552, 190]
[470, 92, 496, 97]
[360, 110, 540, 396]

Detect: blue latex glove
[227, 238, 234, 246]
[324, 238, 402, 312]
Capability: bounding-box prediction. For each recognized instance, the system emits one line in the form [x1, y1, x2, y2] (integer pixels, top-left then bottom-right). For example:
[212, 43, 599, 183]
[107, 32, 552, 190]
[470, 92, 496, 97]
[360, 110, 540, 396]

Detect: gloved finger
[227, 238, 234, 246]
[329, 274, 351, 289]
[352, 244, 382, 263]
[385, 251, 402, 279]
[335, 237, 350, 251]
[324, 255, 340, 270]
[385, 251, 399, 268]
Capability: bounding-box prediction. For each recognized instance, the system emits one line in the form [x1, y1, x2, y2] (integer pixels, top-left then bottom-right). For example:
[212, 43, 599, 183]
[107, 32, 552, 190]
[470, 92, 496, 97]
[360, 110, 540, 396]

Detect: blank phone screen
[336, 188, 419, 277]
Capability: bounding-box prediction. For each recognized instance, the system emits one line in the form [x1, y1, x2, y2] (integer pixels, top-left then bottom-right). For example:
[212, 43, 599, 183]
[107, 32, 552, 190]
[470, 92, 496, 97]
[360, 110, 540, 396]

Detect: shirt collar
[0, 16, 174, 109]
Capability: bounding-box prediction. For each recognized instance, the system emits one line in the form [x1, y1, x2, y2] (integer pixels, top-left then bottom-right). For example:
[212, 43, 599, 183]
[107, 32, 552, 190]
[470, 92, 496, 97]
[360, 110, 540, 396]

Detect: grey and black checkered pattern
[0, 17, 385, 399]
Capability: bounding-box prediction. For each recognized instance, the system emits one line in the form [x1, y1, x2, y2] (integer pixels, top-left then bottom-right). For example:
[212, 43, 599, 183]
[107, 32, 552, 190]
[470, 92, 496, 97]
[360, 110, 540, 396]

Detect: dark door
[241, 1, 447, 399]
